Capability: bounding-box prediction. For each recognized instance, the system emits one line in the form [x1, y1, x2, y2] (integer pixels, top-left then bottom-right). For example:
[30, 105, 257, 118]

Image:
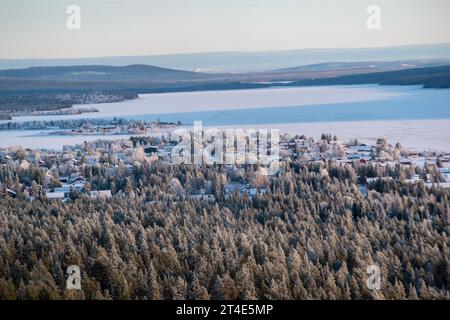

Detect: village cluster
[45, 120, 181, 136]
[1, 132, 450, 202]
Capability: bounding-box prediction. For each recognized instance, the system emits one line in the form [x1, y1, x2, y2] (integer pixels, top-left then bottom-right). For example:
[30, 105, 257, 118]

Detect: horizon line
[1, 41, 450, 61]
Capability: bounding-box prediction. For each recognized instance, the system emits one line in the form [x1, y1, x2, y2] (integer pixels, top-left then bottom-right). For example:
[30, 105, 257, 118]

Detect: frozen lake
[2, 85, 414, 123]
[1, 85, 450, 150]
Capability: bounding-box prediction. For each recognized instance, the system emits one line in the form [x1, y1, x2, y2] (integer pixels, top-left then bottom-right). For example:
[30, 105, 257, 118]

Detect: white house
[90, 190, 112, 199]
[45, 192, 66, 201]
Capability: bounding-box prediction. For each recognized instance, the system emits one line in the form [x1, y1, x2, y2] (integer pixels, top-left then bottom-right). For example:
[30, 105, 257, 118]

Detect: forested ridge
[0, 159, 449, 300]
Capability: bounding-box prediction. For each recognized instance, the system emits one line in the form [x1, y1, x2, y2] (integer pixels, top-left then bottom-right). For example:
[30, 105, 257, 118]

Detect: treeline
[0, 117, 135, 131]
[0, 153, 449, 300]
[288, 65, 450, 89]
[0, 92, 137, 115]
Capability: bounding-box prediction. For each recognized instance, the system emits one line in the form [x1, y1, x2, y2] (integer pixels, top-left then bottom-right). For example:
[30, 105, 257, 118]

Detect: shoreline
[0, 118, 449, 152]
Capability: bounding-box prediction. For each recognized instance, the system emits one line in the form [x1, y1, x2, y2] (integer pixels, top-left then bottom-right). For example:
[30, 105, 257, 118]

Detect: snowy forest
[0, 152, 449, 300]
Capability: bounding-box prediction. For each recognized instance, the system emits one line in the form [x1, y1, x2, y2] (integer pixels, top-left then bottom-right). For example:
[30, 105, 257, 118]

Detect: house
[54, 186, 71, 194]
[407, 149, 420, 157]
[349, 145, 372, 153]
[399, 159, 412, 166]
[128, 127, 147, 134]
[439, 167, 450, 174]
[359, 159, 368, 165]
[404, 175, 421, 184]
[70, 181, 86, 190]
[279, 142, 289, 150]
[366, 177, 393, 183]
[189, 194, 216, 201]
[336, 159, 354, 165]
[288, 141, 296, 149]
[54, 180, 86, 196]
[296, 140, 310, 153]
[90, 190, 112, 199]
[45, 192, 66, 201]
[71, 176, 86, 184]
[348, 153, 365, 160]
[223, 182, 268, 199]
[424, 182, 450, 190]
[245, 187, 268, 197]
[439, 168, 450, 182]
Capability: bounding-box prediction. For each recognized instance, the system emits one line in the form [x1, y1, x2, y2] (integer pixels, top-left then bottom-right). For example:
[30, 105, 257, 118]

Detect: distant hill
[1, 42, 450, 72]
[272, 60, 448, 73]
[1, 64, 450, 97]
[0, 64, 211, 82]
[287, 65, 450, 88]
[0, 60, 442, 83]
[260, 60, 450, 81]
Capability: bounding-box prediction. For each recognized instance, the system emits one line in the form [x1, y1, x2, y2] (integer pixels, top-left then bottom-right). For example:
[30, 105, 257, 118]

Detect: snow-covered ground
[1, 118, 448, 151]
[213, 119, 450, 152]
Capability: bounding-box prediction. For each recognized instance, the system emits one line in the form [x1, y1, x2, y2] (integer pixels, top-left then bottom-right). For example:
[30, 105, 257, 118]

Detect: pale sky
[1, 0, 450, 59]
